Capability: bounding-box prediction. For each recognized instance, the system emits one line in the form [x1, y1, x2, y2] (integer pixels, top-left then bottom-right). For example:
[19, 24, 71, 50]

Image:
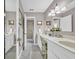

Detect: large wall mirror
[53, 15, 72, 32]
[53, 18, 60, 28]
[60, 15, 72, 32]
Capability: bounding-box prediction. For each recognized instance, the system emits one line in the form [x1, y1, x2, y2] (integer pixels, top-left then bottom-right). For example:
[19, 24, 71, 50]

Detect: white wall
[25, 12, 45, 32]
[25, 12, 46, 44]
[25, 12, 55, 33]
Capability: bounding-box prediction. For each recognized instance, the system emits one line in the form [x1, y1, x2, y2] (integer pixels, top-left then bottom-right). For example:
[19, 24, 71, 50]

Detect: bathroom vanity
[37, 33, 75, 59]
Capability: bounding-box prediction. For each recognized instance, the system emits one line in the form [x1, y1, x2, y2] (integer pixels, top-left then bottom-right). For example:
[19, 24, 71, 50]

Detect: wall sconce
[46, 21, 51, 25]
[37, 21, 42, 25]
[9, 20, 14, 25]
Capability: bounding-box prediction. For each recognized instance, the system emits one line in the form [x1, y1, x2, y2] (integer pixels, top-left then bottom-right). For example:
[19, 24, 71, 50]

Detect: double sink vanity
[37, 32, 75, 59]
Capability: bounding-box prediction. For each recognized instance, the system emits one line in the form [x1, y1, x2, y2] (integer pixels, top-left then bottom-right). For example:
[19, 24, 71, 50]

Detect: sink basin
[59, 41, 75, 49]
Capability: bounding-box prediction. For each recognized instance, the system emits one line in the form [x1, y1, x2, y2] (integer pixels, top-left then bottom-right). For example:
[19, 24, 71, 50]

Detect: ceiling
[5, 0, 54, 12]
[5, 0, 74, 12]
[21, 0, 54, 12]
[46, 0, 74, 14]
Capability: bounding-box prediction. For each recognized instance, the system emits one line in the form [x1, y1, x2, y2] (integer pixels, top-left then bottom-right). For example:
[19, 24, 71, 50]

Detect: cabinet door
[48, 52, 58, 59]
[48, 41, 75, 59]
[52, 43, 75, 59]
[48, 42, 58, 59]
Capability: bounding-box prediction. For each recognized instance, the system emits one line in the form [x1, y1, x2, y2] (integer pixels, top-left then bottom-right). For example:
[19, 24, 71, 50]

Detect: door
[27, 20, 34, 40]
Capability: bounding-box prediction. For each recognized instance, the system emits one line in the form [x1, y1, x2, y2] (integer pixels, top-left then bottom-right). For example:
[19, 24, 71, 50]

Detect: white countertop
[39, 33, 75, 53]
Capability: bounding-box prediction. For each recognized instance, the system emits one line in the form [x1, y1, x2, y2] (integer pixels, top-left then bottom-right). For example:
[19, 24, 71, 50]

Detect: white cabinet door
[48, 40, 75, 59]
[50, 41, 75, 59]
[48, 41, 58, 59]
[48, 52, 58, 59]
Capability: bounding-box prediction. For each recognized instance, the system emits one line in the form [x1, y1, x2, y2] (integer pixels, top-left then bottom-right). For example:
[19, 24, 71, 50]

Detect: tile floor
[20, 40, 43, 59]
[5, 46, 16, 59]
[5, 40, 43, 59]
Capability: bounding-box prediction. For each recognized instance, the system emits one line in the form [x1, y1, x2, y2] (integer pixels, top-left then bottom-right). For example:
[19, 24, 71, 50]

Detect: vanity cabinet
[38, 33, 75, 59]
[48, 41, 58, 59]
[48, 40, 75, 59]
[48, 51, 58, 59]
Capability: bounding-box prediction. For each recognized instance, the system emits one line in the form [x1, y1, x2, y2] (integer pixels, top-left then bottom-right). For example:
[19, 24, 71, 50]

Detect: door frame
[27, 20, 34, 40]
